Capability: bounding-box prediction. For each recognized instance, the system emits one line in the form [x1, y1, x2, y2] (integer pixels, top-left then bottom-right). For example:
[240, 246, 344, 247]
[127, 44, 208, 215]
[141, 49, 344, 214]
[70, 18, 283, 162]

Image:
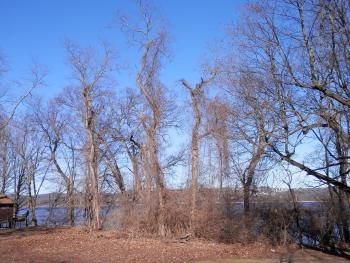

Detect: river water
[21, 205, 120, 228]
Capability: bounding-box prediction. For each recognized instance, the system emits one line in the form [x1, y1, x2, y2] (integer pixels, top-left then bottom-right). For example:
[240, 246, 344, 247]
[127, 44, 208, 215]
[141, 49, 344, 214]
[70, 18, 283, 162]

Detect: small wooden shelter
[0, 194, 29, 228]
[0, 193, 14, 222]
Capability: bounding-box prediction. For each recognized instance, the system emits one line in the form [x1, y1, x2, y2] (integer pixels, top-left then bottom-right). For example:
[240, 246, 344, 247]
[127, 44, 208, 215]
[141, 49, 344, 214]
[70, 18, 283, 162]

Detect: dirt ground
[0, 227, 348, 263]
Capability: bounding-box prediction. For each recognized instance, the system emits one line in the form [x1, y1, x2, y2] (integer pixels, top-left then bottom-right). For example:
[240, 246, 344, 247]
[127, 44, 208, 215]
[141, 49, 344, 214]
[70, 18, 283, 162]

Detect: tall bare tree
[235, 0, 350, 193]
[229, 0, 350, 241]
[206, 98, 230, 189]
[13, 116, 47, 226]
[65, 42, 116, 230]
[227, 73, 271, 215]
[121, 0, 178, 236]
[181, 76, 215, 233]
[34, 99, 79, 226]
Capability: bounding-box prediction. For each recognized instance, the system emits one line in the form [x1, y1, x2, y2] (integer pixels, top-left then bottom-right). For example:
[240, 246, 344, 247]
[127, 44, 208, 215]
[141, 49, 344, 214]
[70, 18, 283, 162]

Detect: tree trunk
[181, 79, 207, 235]
[242, 148, 264, 216]
[83, 87, 101, 230]
[88, 131, 100, 230]
[67, 184, 74, 226]
[140, 147, 152, 207]
[335, 133, 350, 242]
[148, 129, 166, 236]
[27, 182, 37, 226]
[243, 183, 251, 215]
[190, 130, 199, 232]
[131, 156, 142, 198]
[52, 152, 75, 226]
[243, 167, 255, 215]
[338, 190, 350, 242]
[99, 137, 125, 193]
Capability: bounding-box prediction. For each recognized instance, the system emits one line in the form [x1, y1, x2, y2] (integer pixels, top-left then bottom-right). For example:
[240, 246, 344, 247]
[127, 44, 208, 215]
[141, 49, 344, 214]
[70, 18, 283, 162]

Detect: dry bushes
[192, 189, 258, 243]
[109, 191, 190, 237]
[253, 202, 296, 245]
[113, 189, 264, 243]
[105, 189, 350, 248]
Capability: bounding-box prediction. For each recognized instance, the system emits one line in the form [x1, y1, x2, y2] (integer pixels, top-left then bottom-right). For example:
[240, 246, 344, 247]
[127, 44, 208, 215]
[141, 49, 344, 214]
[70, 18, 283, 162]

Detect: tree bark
[181, 78, 213, 234]
[83, 87, 101, 230]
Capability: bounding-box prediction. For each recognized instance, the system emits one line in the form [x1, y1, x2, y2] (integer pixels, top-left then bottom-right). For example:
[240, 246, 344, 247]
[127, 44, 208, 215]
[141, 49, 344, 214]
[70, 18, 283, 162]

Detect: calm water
[21, 205, 120, 228]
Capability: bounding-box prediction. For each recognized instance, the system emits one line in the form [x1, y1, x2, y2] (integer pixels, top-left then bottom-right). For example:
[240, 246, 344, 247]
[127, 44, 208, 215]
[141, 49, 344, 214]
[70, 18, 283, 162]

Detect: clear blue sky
[1, 1, 316, 190]
[0, 0, 246, 98]
[0, 0, 247, 190]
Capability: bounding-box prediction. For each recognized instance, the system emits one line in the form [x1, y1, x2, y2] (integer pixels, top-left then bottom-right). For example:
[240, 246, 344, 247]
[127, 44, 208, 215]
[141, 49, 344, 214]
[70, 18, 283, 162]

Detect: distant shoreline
[33, 201, 327, 209]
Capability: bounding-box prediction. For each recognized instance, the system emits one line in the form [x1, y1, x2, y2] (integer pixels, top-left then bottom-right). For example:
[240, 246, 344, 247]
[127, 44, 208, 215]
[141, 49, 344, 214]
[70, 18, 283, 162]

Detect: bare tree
[181, 75, 215, 233]
[235, 0, 350, 193]
[8, 127, 27, 216]
[205, 98, 230, 189]
[227, 0, 350, 242]
[34, 99, 79, 226]
[0, 63, 45, 132]
[119, 90, 143, 199]
[121, 0, 178, 236]
[0, 123, 12, 193]
[222, 72, 272, 215]
[94, 94, 126, 194]
[0, 60, 46, 219]
[13, 116, 47, 226]
[65, 42, 116, 230]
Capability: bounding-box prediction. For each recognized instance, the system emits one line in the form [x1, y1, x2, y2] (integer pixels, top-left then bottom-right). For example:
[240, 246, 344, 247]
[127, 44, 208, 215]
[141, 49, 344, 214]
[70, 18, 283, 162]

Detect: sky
[0, 0, 246, 99]
[0, 0, 322, 192]
[0, 0, 248, 191]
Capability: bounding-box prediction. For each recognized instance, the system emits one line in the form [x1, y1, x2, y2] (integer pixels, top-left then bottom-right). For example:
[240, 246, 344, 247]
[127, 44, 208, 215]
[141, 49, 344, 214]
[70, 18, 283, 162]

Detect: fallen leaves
[0, 228, 273, 263]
